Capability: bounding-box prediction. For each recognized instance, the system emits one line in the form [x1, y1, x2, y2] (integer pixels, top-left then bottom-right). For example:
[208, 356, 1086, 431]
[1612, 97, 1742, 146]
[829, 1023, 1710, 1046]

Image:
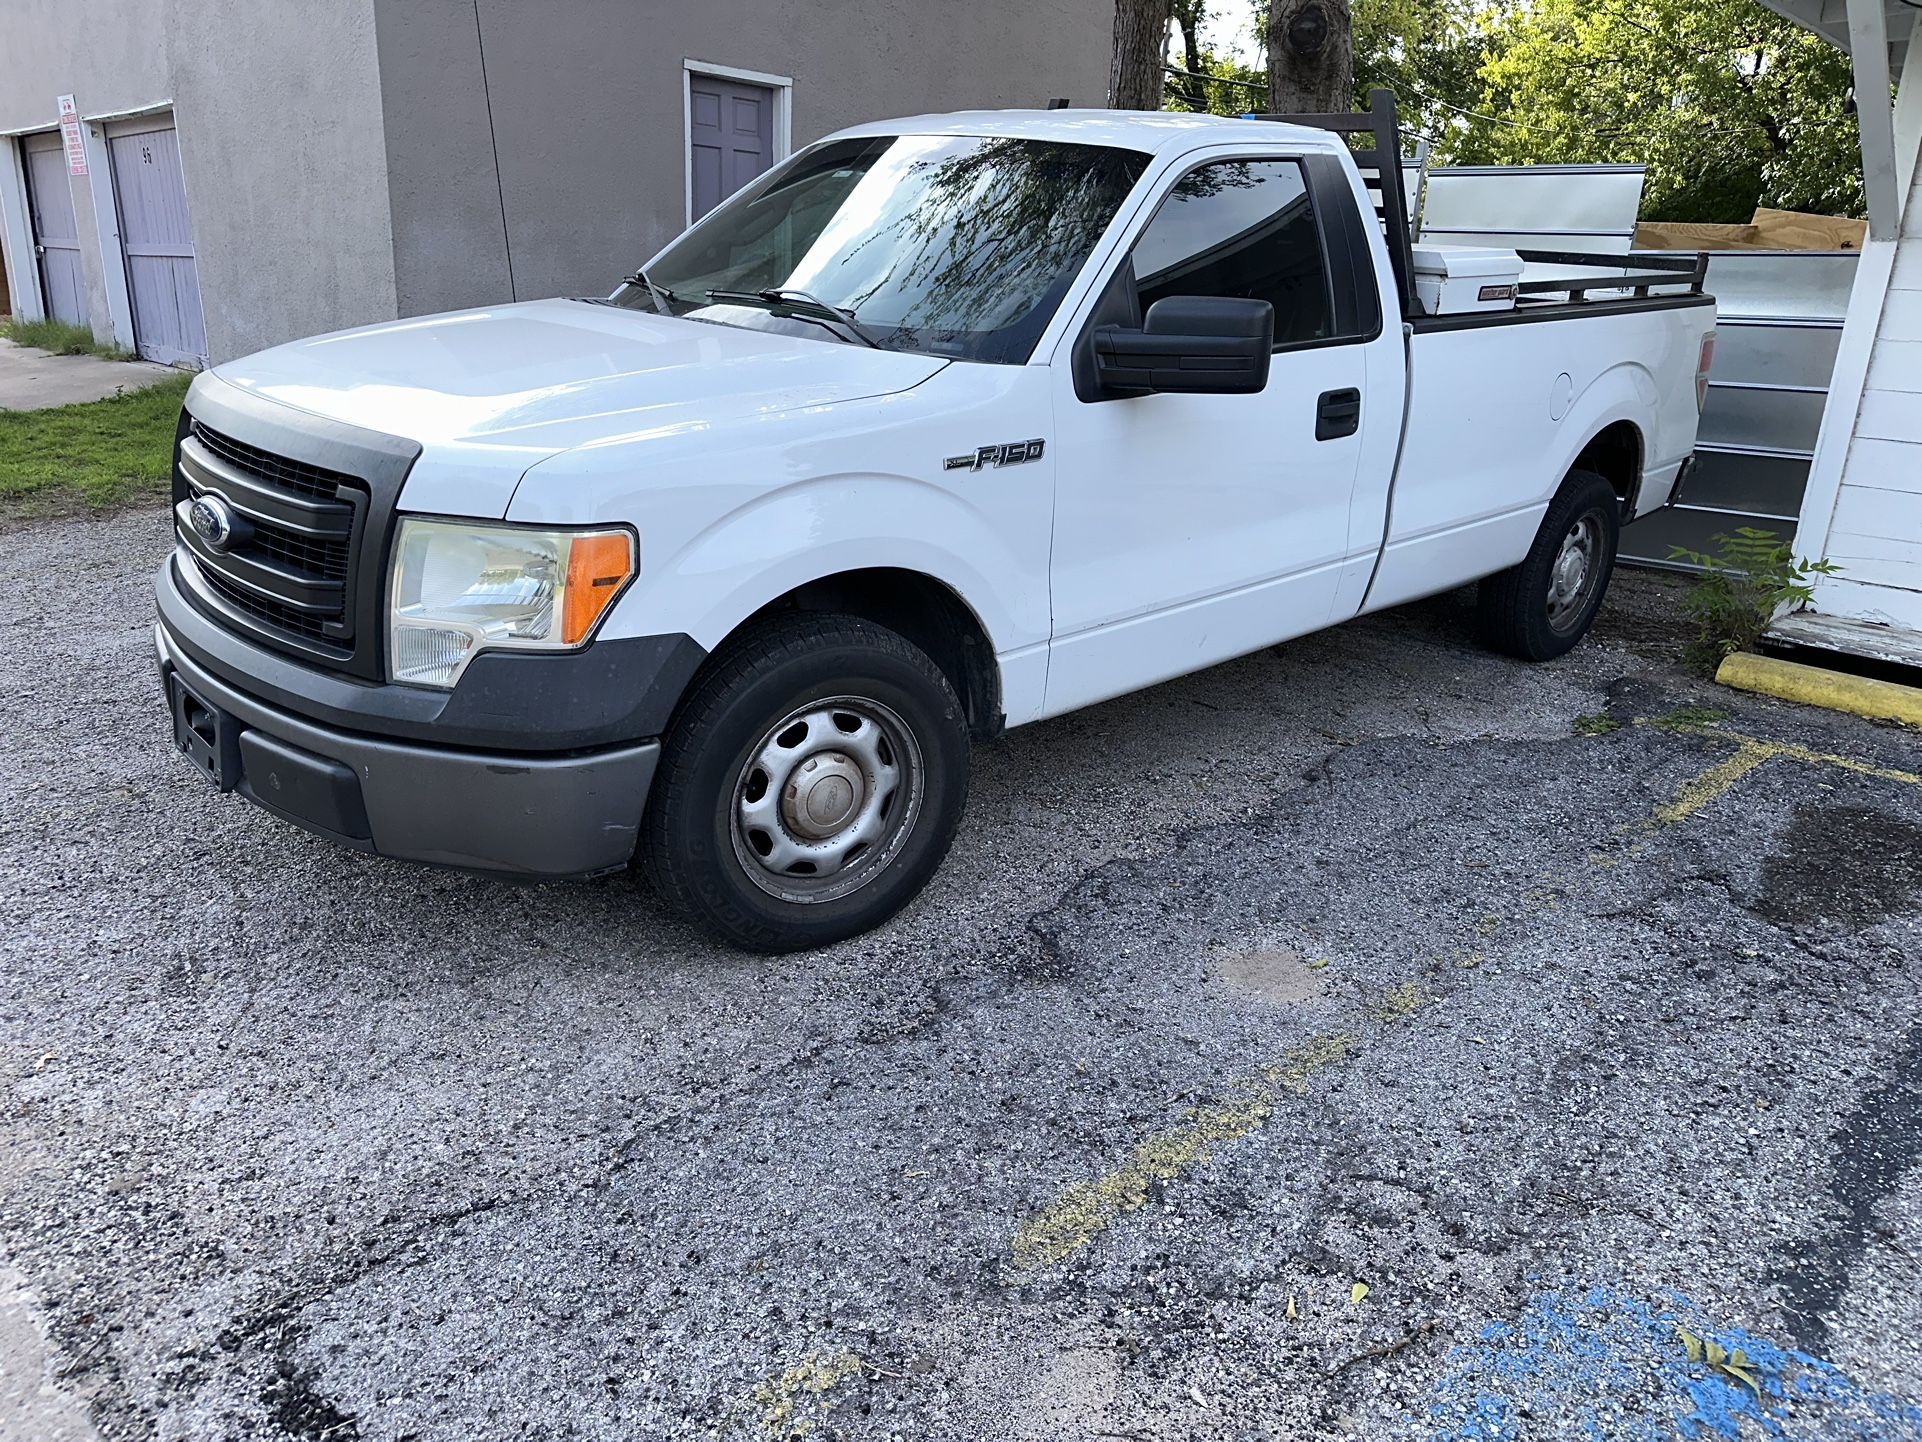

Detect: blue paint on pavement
[1422, 1283, 1922, 1441]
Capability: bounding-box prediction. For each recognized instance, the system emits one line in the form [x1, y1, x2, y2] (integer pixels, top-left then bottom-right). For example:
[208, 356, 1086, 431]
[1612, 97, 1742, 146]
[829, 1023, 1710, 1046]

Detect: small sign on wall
[58, 95, 87, 176]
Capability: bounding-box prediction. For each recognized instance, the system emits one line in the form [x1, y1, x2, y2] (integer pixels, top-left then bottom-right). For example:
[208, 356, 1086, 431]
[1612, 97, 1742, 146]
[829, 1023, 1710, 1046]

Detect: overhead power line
[1162, 64, 1265, 93]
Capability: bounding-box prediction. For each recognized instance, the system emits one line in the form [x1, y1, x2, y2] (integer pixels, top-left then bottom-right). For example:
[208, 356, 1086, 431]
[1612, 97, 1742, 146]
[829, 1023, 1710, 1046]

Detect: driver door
[1043, 154, 1374, 716]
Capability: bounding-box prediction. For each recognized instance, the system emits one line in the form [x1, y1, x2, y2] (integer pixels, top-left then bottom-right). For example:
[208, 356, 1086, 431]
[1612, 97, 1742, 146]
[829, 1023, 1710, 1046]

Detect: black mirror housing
[1091, 296, 1275, 398]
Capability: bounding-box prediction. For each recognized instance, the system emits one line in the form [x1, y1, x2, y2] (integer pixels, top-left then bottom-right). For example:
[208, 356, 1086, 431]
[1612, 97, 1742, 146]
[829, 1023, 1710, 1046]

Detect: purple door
[108, 120, 206, 366]
[22, 133, 86, 327]
[689, 74, 774, 221]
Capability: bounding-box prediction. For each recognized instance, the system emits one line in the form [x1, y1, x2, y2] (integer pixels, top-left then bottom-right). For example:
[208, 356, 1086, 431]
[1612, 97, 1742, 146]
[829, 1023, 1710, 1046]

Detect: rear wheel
[1477, 469, 1621, 661]
[641, 613, 970, 952]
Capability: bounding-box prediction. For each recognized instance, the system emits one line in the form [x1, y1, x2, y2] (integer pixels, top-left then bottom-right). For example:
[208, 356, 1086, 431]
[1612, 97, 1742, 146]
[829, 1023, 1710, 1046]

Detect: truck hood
[210, 298, 949, 516]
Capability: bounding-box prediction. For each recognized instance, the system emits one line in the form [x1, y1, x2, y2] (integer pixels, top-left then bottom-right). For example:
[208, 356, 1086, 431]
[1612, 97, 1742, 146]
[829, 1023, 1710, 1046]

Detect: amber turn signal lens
[562, 532, 634, 644]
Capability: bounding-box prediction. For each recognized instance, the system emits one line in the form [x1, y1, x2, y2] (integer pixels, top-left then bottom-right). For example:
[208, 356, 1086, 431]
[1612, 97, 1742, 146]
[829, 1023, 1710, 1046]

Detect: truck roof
[830, 109, 1337, 157]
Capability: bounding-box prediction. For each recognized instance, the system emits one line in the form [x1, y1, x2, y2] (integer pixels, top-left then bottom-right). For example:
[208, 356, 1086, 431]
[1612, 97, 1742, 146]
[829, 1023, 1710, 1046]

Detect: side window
[1130, 159, 1333, 347]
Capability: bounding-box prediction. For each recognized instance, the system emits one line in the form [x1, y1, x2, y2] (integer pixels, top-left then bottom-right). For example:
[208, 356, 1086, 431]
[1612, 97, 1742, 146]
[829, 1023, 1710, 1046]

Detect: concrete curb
[1715, 650, 1922, 727]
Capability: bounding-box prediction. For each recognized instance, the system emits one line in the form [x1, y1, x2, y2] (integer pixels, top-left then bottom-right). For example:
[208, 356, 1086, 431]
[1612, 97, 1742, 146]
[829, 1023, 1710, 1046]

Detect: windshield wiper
[704, 288, 884, 350]
[618, 268, 676, 316]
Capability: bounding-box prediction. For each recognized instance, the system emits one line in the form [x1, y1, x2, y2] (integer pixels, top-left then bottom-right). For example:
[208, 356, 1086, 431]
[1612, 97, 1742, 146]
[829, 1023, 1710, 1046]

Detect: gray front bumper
[156, 624, 658, 879]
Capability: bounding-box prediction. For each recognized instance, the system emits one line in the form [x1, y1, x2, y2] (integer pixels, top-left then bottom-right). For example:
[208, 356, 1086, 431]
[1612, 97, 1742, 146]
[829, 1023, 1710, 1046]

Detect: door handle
[1315, 388, 1361, 441]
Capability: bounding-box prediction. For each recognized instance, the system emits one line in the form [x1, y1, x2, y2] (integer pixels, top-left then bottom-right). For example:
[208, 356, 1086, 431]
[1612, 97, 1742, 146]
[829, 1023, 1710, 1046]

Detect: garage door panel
[23, 134, 87, 327]
[114, 130, 195, 251]
[107, 119, 205, 365]
[171, 252, 207, 360]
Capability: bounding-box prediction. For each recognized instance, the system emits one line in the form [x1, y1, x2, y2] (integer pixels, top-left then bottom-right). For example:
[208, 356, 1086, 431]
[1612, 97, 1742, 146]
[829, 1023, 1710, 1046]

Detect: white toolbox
[1410, 244, 1525, 316]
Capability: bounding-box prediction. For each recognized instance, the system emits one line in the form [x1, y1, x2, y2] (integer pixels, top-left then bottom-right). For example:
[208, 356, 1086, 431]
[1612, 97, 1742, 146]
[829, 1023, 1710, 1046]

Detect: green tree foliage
[1158, 0, 1863, 223]
[1351, 0, 1489, 143]
[1163, 0, 1482, 130]
[1454, 0, 1862, 221]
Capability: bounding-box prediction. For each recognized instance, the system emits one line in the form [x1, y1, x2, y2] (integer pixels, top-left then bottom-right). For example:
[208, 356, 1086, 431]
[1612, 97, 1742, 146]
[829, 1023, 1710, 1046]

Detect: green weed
[1669, 527, 1838, 673]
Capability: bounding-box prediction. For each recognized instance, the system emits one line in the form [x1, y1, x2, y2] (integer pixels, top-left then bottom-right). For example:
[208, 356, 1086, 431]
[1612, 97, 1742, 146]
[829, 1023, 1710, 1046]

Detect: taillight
[1696, 332, 1716, 413]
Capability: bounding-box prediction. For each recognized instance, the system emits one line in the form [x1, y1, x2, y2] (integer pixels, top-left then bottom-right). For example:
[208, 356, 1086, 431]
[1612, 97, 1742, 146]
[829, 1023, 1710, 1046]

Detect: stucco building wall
[0, 0, 1115, 363]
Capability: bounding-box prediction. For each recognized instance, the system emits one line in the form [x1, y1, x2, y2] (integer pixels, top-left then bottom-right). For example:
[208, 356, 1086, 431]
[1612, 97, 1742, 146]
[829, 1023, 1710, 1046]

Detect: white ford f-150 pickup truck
[156, 93, 1716, 950]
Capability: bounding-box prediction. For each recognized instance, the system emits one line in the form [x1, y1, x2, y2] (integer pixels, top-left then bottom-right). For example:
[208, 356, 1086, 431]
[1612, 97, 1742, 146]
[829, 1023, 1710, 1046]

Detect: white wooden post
[1793, 2, 1917, 574]
[1895, 10, 1922, 225]
[1847, 0, 1899, 238]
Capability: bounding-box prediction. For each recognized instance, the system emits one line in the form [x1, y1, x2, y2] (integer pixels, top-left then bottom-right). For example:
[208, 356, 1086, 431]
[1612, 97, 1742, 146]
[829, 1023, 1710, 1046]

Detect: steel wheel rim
[729, 695, 925, 904]
[1546, 513, 1604, 633]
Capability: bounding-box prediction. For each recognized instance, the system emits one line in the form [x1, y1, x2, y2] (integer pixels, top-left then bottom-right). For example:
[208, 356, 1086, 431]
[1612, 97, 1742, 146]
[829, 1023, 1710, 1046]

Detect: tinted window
[631, 135, 1149, 364]
[1130, 159, 1332, 346]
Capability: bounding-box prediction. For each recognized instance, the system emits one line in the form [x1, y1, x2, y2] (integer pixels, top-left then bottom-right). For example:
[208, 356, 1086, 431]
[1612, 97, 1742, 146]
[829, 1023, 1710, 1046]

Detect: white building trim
[77, 117, 135, 351]
[1768, 1, 1922, 650]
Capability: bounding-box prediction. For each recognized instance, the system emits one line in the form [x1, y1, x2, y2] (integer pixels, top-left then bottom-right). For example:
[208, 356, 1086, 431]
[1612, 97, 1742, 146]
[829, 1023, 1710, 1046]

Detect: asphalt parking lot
[5, 506, 1922, 1442]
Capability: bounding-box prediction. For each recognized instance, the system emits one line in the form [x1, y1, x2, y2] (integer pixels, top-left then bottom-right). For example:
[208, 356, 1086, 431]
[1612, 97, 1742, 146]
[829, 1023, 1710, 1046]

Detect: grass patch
[1, 315, 136, 360]
[1656, 704, 1731, 728]
[0, 373, 190, 516]
[1574, 713, 1622, 736]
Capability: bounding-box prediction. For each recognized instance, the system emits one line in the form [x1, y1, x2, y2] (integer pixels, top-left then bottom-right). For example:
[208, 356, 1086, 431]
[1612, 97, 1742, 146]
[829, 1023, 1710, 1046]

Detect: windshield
[621, 134, 1149, 364]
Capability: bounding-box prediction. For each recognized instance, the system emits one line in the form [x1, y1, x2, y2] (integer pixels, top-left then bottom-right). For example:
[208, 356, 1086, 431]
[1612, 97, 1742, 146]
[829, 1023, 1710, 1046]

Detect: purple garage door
[23, 133, 86, 327]
[689, 74, 774, 221]
[108, 119, 206, 366]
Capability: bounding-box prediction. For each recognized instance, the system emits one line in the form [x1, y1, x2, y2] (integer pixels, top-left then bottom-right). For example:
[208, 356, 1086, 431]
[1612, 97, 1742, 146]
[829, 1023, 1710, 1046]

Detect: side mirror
[1092, 296, 1274, 398]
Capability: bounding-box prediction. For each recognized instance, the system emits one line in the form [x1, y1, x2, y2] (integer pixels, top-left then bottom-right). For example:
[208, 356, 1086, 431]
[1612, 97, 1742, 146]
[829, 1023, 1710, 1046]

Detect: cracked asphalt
[4, 506, 1922, 1441]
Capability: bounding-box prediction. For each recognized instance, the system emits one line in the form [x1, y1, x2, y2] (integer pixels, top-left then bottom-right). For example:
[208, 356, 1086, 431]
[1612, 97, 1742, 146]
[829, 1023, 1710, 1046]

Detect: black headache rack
[1249, 88, 1420, 319]
[1506, 248, 1710, 303]
[1248, 89, 1709, 320]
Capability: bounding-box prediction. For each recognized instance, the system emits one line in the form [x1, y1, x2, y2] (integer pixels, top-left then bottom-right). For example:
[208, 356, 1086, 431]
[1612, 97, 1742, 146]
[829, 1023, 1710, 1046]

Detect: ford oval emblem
[188, 495, 236, 551]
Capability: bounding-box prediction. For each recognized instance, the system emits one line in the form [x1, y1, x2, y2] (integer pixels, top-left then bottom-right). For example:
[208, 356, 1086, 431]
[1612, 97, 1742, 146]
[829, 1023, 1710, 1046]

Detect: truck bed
[1362, 293, 1715, 612]
[1249, 90, 1716, 616]
[1253, 93, 1711, 331]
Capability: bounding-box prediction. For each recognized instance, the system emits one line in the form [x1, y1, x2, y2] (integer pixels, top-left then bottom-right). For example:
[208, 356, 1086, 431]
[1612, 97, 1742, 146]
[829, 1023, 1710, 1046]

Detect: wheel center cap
[1556, 549, 1585, 596]
[783, 752, 866, 839]
[809, 776, 855, 825]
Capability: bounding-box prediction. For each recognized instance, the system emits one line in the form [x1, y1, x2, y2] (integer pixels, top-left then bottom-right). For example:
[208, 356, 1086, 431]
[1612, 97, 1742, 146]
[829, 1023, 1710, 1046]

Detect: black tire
[640, 612, 970, 952]
[1477, 468, 1621, 661]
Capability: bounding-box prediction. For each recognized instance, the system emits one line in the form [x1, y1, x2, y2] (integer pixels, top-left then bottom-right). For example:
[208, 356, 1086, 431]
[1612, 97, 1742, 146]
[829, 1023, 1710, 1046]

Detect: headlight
[387, 519, 635, 689]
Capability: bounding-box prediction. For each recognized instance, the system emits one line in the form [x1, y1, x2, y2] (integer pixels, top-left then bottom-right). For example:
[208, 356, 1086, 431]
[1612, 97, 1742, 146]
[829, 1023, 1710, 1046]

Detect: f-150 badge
[945, 439, 1046, 471]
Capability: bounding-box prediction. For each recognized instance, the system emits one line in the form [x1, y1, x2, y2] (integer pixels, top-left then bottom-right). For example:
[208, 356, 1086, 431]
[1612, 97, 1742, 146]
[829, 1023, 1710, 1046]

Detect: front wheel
[1476, 469, 1621, 661]
[640, 613, 970, 952]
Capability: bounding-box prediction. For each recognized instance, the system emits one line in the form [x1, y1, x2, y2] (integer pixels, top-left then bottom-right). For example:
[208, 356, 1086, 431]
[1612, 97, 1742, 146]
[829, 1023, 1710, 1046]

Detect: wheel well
[1573, 421, 1644, 518]
[741, 568, 1003, 739]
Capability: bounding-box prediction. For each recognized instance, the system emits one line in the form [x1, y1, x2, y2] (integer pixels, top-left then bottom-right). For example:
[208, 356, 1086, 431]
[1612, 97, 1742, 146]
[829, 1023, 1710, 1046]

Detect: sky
[1196, 4, 1263, 68]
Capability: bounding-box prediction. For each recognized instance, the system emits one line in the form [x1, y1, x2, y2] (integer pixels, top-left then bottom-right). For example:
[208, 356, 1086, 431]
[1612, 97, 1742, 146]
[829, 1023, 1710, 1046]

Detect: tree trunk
[1265, 0, 1352, 114]
[1172, 0, 1205, 108]
[1110, 0, 1172, 110]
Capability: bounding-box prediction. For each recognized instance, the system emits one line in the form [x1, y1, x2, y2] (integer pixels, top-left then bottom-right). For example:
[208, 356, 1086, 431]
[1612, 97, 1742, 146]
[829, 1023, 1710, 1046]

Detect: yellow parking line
[1766, 738, 1922, 788]
[1011, 991, 1433, 1274]
[746, 1351, 866, 1437]
[1653, 742, 1776, 823]
[1648, 724, 1922, 827]
[1010, 722, 1919, 1278]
